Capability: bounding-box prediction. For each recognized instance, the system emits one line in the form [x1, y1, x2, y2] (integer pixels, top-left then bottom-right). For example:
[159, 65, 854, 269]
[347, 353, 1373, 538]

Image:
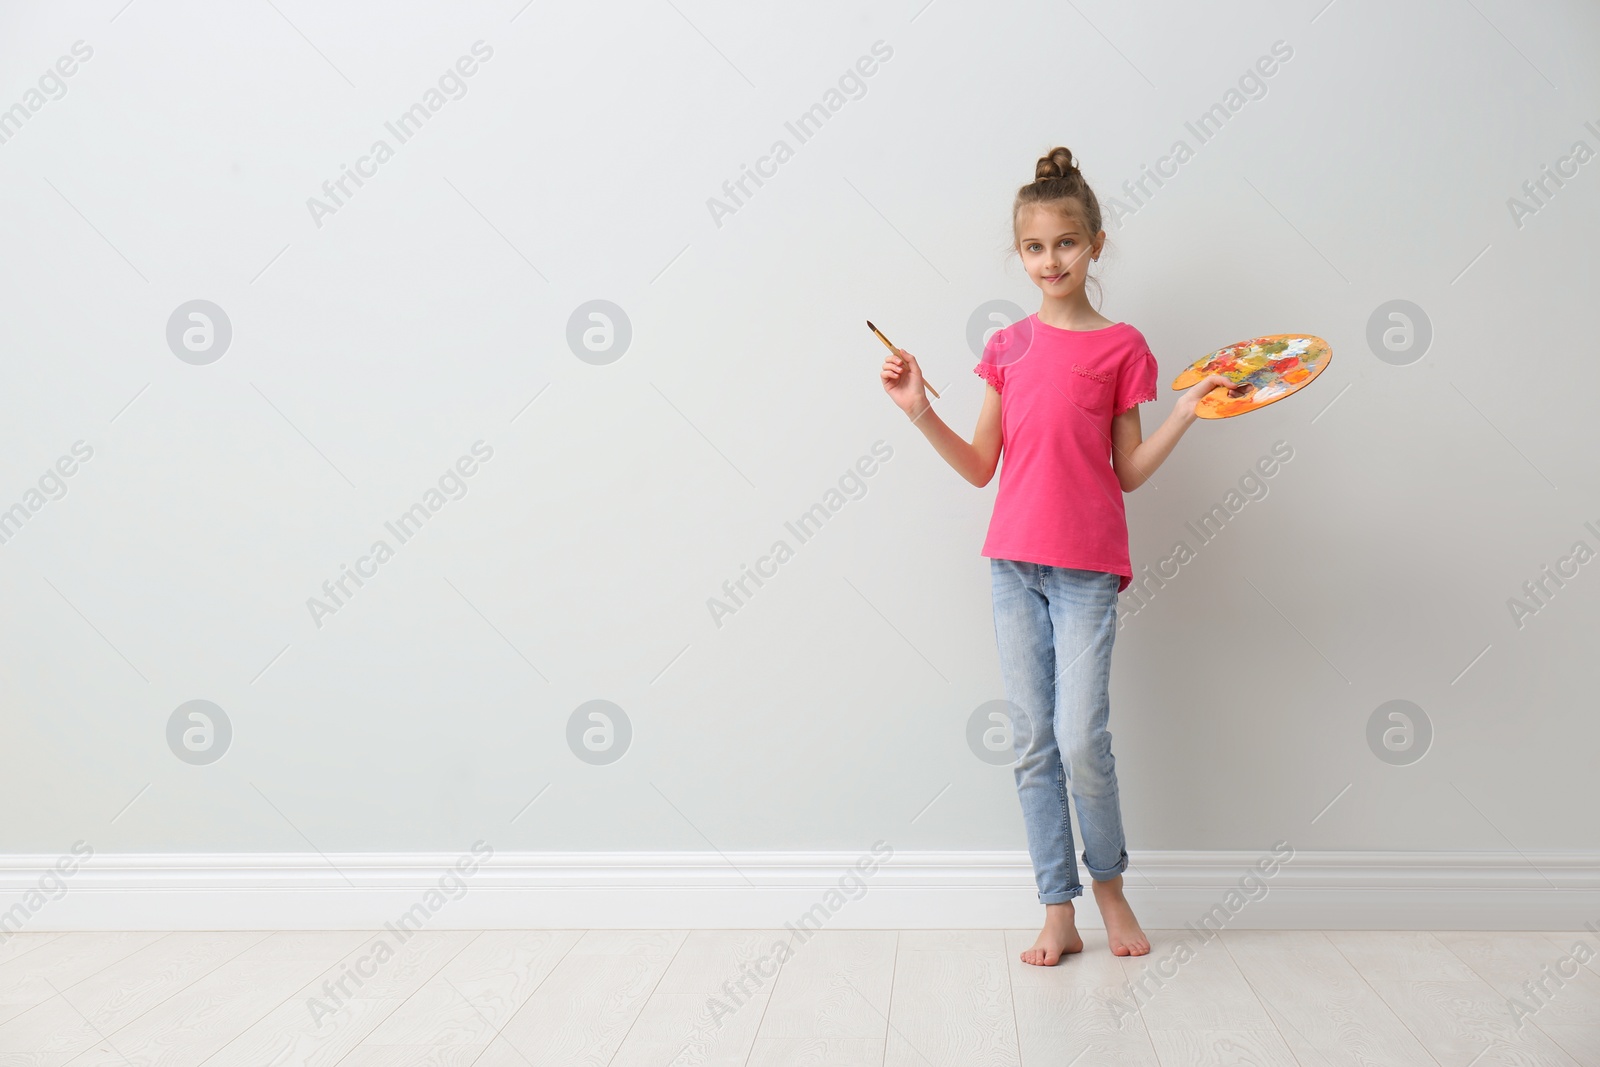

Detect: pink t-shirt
[972, 315, 1159, 593]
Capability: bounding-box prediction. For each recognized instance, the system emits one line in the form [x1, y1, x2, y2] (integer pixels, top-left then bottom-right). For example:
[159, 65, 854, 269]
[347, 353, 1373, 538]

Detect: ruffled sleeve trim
[1114, 388, 1157, 416]
[973, 361, 1003, 392]
[1113, 346, 1159, 414]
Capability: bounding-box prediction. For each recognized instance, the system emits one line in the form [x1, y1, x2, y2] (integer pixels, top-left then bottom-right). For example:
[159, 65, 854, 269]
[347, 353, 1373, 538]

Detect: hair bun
[1035, 147, 1079, 182]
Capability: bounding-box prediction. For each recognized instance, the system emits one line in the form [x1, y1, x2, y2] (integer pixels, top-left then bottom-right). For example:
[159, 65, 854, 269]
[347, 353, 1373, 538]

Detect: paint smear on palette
[1171, 334, 1332, 419]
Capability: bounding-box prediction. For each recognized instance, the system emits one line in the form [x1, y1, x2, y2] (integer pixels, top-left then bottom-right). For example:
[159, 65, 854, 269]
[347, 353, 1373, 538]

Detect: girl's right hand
[881, 347, 929, 416]
[1176, 373, 1236, 419]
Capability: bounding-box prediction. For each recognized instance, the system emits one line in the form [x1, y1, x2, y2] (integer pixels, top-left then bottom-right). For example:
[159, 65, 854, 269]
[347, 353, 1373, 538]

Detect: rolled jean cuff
[1086, 848, 1129, 881]
[1038, 886, 1083, 905]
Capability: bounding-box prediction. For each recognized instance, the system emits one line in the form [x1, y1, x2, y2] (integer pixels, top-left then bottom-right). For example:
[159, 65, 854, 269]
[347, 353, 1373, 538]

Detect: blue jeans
[990, 558, 1129, 904]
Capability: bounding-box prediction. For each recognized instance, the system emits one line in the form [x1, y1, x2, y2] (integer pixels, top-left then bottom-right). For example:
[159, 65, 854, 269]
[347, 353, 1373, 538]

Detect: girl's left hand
[1177, 373, 1237, 418]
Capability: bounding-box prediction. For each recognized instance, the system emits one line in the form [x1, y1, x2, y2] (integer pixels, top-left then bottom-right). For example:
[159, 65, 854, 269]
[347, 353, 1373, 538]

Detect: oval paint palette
[1171, 334, 1332, 419]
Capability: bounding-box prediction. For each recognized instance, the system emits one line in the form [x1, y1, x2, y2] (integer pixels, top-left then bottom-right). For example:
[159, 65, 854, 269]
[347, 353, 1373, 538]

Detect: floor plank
[1437, 931, 1600, 1030]
[335, 1044, 486, 1066]
[1324, 930, 1481, 981]
[1366, 978, 1582, 1066]
[1110, 928, 1276, 1031]
[0, 933, 164, 1025]
[1013, 983, 1162, 1066]
[1538, 1021, 1600, 1065]
[357, 929, 580, 1048]
[57, 932, 367, 1067]
[745, 930, 896, 1067]
[1146, 1027, 1300, 1067]
[1220, 930, 1437, 1066]
[1541, 931, 1600, 980]
[0, 931, 266, 1054]
[472, 947, 679, 1066]
[0, 937, 62, 971]
[653, 929, 792, 996]
[203, 930, 478, 1067]
[608, 991, 770, 1067]
[884, 930, 1019, 1067]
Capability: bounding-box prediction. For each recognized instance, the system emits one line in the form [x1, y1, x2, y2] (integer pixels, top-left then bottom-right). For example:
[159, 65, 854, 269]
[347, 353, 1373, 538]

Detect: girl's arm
[1111, 374, 1233, 492]
[882, 348, 1001, 487]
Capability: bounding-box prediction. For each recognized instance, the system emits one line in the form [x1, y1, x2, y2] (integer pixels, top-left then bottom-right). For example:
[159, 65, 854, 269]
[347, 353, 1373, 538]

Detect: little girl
[881, 146, 1230, 967]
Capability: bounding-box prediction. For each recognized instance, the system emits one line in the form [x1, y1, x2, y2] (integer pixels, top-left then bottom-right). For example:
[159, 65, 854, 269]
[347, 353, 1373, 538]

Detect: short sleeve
[972, 330, 1006, 392]
[1114, 344, 1159, 415]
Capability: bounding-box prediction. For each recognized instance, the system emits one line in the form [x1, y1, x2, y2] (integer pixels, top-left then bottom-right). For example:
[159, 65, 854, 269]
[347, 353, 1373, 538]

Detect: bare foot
[1093, 875, 1150, 956]
[1020, 901, 1085, 966]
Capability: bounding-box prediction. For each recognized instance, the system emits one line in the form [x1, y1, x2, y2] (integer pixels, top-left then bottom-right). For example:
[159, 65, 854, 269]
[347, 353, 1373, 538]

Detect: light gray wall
[2, 0, 1596, 859]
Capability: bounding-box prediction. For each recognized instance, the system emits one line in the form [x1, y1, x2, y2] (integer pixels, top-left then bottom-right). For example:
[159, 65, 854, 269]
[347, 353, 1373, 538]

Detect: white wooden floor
[0, 928, 1594, 1066]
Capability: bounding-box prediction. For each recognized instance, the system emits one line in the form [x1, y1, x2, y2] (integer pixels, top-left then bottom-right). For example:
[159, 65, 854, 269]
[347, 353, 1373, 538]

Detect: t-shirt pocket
[1067, 362, 1114, 411]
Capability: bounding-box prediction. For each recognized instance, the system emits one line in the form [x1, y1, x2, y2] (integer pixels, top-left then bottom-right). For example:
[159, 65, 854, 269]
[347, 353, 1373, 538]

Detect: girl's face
[1016, 205, 1102, 296]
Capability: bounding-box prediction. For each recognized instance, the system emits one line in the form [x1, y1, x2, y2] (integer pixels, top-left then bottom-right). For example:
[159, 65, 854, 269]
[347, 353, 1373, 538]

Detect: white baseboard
[2, 849, 1597, 932]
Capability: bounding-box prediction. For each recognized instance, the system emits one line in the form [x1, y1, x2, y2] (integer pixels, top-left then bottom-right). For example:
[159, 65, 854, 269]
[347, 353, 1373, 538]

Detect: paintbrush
[866, 320, 940, 399]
